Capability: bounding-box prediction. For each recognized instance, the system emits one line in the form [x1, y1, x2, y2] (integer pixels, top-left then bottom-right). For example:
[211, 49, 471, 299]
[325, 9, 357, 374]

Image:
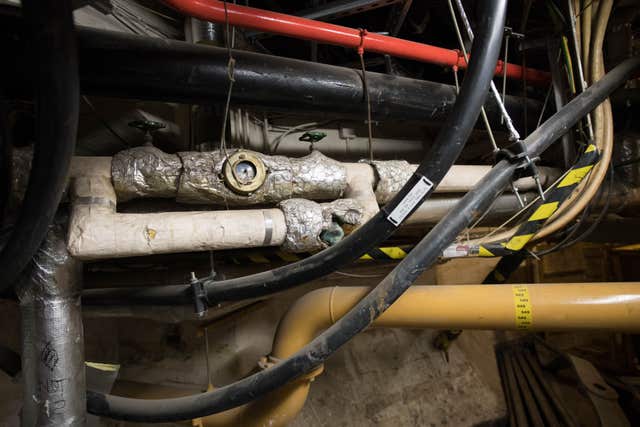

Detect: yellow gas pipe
[115, 283, 640, 426]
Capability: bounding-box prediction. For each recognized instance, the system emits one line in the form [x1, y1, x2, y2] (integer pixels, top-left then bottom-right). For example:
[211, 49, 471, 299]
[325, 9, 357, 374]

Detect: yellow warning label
[505, 233, 534, 251]
[512, 285, 533, 330]
[557, 165, 594, 188]
[528, 202, 559, 222]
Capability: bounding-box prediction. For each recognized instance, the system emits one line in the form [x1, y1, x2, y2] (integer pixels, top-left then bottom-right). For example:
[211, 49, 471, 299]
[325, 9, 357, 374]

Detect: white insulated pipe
[66, 155, 558, 260]
[67, 158, 286, 260]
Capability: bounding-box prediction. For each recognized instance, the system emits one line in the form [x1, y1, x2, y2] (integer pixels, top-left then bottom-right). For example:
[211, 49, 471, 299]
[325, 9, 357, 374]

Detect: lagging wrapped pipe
[16, 221, 86, 426]
[111, 146, 555, 206]
[67, 160, 364, 258]
[111, 146, 347, 205]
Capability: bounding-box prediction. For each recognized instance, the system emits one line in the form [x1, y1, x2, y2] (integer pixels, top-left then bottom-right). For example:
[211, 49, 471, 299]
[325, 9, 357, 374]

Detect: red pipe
[165, 0, 550, 85]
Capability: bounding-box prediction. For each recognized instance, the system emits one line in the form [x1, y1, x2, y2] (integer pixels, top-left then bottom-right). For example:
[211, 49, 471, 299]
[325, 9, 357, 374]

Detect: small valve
[128, 119, 166, 146]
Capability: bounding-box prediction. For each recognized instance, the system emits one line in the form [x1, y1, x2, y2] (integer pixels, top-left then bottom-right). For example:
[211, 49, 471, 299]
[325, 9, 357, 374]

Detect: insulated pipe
[86, 2, 510, 421]
[67, 169, 288, 260]
[162, 0, 550, 85]
[16, 223, 86, 426]
[0, 0, 79, 293]
[67, 157, 547, 260]
[56, 27, 540, 125]
[187, 282, 640, 427]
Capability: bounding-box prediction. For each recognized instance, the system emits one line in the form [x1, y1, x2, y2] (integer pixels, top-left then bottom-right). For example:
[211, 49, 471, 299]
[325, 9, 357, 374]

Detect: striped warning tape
[227, 246, 415, 264]
[442, 143, 600, 259]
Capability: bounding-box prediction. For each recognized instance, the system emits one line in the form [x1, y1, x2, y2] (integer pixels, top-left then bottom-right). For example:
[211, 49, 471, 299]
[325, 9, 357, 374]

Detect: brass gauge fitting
[223, 151, 267, 195]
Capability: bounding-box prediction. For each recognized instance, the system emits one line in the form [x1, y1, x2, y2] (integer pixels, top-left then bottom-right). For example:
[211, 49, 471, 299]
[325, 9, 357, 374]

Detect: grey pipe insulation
[85, 0, 509, 421]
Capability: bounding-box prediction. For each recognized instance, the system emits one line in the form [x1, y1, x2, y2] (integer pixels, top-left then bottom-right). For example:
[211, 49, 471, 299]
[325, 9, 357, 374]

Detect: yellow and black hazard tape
[479, 143, 599, 257]
[443, 142, 600, 259]
[227, 246, 414, 265]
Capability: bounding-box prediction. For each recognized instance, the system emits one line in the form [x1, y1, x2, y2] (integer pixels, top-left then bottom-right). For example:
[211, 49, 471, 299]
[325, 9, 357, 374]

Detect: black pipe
[77, 28, 538, 125]
[86, 55, 640, 423]
[85, 0, 508, 421]
[82, 0, 507, 308]
[0, 0, 79, 292]
[0, 16, 539, 127]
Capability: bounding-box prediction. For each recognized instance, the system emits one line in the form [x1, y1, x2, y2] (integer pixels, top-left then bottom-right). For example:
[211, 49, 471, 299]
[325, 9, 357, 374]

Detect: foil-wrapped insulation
[16, 222, 81, 300]
[279, 198, 363, 253]
[177, 150, 347, 205]
[111, 146, 182, 201]
[279, 199, 327, 253]
[369, 160, 418, 205]
[322, 198, 363, 226]
[16, 222, 86, 426]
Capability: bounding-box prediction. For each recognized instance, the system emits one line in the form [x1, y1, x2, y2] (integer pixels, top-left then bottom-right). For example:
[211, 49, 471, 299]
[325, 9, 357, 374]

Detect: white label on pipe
[387, 176, 434, 226]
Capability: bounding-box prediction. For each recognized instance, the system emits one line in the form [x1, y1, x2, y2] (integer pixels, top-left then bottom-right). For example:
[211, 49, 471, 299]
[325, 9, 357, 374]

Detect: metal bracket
[190, 272, 208, 318]
[497, 140, 546, 201]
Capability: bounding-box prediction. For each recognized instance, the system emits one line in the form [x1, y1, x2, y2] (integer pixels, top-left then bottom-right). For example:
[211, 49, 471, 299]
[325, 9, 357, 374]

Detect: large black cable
[0, 0, 79, 292]
[86, 54, 640, 423]
[82, 0, 507, 308]
[86, 0, 507, 420]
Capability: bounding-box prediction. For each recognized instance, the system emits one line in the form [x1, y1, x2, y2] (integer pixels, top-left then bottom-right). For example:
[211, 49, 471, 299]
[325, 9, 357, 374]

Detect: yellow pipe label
[512, 285, 533, 330]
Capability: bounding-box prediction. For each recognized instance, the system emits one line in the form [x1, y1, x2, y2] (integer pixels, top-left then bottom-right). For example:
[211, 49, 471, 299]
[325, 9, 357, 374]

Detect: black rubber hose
[85, 0, 507, 420]
[86, 55, 640, 423]
[81, 0, 507, 307]
[0, 0, 79, 292]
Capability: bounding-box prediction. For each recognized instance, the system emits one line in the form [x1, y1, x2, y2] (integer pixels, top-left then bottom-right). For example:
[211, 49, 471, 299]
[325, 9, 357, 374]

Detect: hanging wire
[536, 84, 553, 129]
[357, 29, 374, 161]
[219, 0, 236, 160]
[451, 0, 521, 142]
[501, 32, 509, 125]
[447, 0, 499, 152]
[566, 0, 595, 141]
[359, 53, 374, 161]
[203, 327, 213, 389]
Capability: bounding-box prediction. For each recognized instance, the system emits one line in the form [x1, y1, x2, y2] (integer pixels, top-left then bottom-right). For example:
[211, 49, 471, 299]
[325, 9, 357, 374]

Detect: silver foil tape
[111, 146, 182, 202]
[279, 199, 328, 253]
[321, 198, 363, 226]
[177, 149, 347, 205]
[368, 160, 417, 205]
[16, 221, 81, 301]
[279, 198, 364, 253]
